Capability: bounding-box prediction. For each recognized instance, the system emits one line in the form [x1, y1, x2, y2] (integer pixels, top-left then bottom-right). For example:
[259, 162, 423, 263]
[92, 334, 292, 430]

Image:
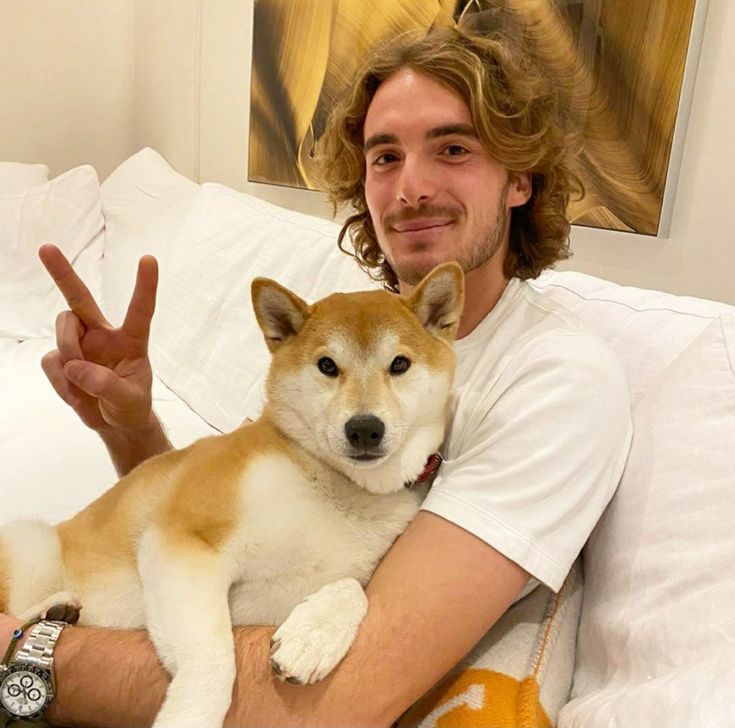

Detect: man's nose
[396, 155, 435, 206]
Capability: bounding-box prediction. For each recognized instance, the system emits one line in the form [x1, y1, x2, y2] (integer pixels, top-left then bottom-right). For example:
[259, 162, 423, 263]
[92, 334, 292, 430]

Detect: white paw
[269, 578, 368, 685]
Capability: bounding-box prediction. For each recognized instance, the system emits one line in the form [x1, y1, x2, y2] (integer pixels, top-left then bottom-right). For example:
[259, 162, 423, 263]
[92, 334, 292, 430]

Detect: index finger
[38, 244, 108, 328]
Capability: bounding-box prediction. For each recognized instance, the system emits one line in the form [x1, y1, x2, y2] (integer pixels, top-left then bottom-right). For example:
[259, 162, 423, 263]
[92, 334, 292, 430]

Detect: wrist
[41, 624, 80, 726]
[99, 412, 172, 477]
[98, 410, 160, 440]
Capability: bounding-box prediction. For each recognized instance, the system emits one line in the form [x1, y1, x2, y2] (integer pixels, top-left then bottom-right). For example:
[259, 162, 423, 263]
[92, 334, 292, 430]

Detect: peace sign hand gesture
[38, 244, 159, 435]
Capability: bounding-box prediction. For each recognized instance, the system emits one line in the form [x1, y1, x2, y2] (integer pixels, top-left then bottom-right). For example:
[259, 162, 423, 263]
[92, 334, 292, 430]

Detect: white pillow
[559, 316, 735, 728]
[0, 161, 49, 194]
[151, 182, 376, 433]
[0, 165, 104, 339]
[100, 147, 199, 325]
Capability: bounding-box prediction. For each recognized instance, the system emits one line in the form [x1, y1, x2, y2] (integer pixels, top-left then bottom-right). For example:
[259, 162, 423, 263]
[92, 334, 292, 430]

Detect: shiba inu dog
[0, 262, 463, 728]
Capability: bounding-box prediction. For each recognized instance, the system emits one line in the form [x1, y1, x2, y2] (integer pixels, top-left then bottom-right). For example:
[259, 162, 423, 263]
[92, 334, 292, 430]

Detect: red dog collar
[406, 453, 443, 489]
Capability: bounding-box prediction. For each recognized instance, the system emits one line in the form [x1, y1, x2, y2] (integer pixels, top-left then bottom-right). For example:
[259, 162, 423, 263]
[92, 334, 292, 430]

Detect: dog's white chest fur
[226, 453, 423, 625]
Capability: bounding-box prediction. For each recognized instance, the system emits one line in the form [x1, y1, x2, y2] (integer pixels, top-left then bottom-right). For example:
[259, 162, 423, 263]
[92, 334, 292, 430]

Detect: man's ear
[507, 172, 532, 208]
[408, 262, 465, 343]
[251, 278, 310, 352]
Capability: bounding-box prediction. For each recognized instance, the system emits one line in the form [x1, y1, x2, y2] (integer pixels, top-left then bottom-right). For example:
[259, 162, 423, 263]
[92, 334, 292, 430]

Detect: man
[0, 26, 631, 727]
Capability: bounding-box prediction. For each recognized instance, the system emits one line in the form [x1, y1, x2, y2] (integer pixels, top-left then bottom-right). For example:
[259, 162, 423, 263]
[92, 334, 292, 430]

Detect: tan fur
[157, 420, 293, 550]
[264, 289, 458, 413]
[57, 419, 296, 592]
[288, 288, 458, 355]
[57, 446, 190, 588]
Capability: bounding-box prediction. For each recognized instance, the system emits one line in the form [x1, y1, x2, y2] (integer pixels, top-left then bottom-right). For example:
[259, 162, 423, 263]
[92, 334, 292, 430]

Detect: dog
[0, 261, 464, 728]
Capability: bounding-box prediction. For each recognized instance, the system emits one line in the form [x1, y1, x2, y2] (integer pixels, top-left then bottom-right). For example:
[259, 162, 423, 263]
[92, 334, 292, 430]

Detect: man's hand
[38, 244, 172, 475]
[38, 244, 158, 435]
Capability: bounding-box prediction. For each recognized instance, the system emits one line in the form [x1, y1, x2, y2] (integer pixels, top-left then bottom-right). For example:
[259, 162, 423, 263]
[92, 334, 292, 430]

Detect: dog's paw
[45, 599, 82, 624]
[19, 591, 82, 624]
[269, 578, 368, 685]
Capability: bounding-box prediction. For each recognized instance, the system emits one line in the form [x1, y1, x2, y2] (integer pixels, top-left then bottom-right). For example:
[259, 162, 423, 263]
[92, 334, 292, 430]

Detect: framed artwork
[249, 0, 708, 236]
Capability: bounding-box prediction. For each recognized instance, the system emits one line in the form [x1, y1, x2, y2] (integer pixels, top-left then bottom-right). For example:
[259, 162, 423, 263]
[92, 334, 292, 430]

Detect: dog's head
[251, 263, 464, 494]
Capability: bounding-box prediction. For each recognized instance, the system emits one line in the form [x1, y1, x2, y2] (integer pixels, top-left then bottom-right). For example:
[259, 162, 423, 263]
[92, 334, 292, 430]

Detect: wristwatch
[0, 620, 66, 722]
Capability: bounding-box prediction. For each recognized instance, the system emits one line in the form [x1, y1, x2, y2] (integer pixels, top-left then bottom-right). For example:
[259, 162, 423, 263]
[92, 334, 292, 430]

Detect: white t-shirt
[421, 278, 632, 592]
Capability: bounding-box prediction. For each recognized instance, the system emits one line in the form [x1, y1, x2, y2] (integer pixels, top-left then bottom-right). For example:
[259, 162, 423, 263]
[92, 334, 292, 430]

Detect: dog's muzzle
[344, 415, 385, 461]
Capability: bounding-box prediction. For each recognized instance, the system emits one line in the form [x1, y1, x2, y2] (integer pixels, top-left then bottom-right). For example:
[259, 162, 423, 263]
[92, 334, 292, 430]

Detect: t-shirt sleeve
[420, 330, 632, 592]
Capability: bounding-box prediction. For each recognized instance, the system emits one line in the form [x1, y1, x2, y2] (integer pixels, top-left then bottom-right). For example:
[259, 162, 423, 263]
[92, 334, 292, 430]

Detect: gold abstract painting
[249, 0, 701, 235]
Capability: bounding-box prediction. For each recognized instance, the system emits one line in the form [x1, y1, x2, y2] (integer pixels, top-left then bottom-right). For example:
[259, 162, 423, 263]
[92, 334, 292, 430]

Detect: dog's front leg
[138, 529, 236, 728]
[270, 577, 368, 685]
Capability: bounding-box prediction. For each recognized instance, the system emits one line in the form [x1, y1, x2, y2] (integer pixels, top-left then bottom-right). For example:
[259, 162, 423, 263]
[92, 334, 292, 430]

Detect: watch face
[0, 665, 52, 719]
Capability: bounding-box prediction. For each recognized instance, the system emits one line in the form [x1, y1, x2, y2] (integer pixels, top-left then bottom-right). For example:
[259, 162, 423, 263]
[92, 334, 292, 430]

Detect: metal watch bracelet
[14, 621, 66, 671]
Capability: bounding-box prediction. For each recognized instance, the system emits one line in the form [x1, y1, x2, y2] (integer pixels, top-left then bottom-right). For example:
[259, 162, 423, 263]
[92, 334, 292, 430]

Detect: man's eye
[372, 152, 399, 166]
[444, 145, 468, 157]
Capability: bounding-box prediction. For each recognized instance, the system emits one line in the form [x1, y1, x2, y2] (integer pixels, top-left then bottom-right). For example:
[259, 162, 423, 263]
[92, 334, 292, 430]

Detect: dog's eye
[317, 357, 339, 377]
[390, 356, 411, 375]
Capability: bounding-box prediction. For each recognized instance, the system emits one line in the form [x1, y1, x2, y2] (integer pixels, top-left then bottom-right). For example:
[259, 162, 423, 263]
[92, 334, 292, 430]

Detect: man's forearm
[47, 625, 280, 728]
[45, 623, 384, 728]
[99, 414, 173, 477]
[47, 624, 167, 728]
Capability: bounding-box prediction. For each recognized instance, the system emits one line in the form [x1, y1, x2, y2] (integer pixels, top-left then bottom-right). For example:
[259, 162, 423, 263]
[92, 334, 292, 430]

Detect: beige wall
[134, 0, 201, 181]
[0, 0, 136, 180]
[2, 0, 733, 304]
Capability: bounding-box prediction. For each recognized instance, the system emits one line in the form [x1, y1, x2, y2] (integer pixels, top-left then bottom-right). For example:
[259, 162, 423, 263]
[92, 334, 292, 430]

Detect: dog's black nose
[345, 415, 385, 449]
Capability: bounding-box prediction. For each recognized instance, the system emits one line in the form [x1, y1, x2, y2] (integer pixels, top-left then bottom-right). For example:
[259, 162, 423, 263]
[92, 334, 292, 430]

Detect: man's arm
[28, 511, 526, 728]
[97, 413, 173, 477]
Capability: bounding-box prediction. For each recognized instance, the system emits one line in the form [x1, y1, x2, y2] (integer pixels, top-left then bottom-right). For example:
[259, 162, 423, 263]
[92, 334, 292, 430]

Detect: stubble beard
[383, 180, 511, 286]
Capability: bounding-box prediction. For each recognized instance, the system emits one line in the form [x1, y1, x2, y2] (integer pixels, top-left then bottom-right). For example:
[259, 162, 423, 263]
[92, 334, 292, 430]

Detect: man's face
[363, 67, 530, 287]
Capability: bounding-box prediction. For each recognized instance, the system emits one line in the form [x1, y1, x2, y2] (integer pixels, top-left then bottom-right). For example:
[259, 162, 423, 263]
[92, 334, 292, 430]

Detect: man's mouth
[391, 218, 454, 233]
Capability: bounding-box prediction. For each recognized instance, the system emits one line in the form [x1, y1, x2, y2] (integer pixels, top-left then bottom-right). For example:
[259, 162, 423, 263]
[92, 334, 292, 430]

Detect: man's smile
[391, 219, 454, 234]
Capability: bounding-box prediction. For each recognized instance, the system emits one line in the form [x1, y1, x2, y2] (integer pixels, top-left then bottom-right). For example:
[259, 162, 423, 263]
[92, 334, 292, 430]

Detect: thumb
[64, 360, 123, 401]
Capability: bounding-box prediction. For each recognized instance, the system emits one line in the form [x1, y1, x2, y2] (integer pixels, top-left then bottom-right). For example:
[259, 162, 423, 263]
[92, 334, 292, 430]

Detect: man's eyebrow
[427, 124, 479, 140]
[363, 125, 479, 153]
[364, 133, 398, 153]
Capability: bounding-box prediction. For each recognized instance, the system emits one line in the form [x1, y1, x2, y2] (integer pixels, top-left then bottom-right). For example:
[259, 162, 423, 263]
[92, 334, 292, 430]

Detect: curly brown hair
[315, 25, 583, 292]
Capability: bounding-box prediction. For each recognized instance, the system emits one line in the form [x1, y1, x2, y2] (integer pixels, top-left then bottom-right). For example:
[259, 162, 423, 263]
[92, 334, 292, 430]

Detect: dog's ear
[408, 262, 465, 342]
[251, 278, 311, 352]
